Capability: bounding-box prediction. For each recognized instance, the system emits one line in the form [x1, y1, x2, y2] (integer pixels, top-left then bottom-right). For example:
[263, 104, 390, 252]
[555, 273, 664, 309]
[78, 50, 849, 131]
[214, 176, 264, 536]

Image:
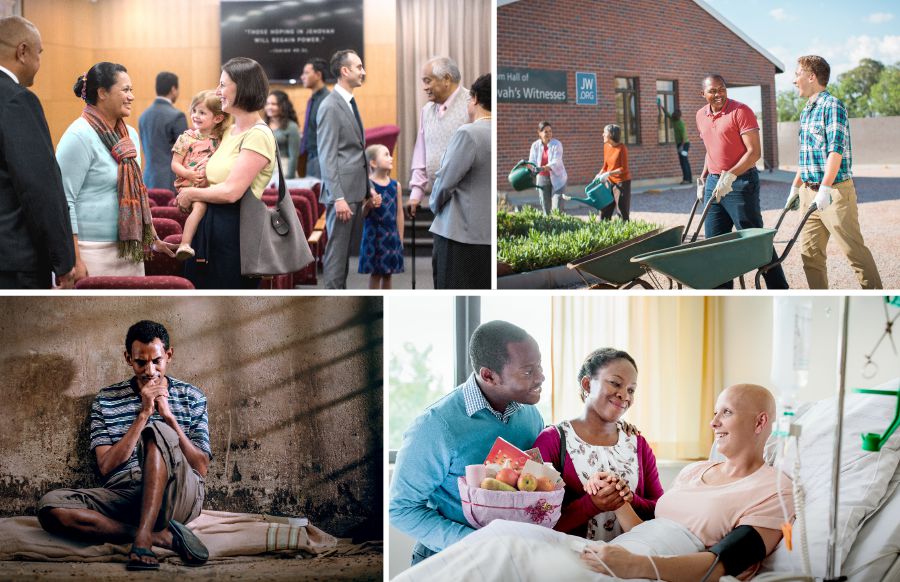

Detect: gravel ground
[503, 171, 899, 290]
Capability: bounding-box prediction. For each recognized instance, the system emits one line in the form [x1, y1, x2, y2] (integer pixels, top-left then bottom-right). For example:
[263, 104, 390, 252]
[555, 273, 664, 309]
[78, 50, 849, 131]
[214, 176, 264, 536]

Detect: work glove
[814, 184, 833, 212]
[711, 171, 737, 202]
[595, 171, 611, 183]
[696, 177, 706, 201]
[679, 146, 689, 157]
[785, 186, 801, 211]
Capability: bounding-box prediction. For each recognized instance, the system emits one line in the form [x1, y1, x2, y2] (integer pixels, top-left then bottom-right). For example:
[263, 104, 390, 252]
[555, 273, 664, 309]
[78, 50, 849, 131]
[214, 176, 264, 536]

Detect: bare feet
[151, 527, 174, 549]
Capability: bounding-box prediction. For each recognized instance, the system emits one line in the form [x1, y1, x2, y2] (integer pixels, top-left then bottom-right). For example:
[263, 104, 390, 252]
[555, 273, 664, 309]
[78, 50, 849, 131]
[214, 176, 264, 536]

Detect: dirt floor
[0, 547, 382, 581]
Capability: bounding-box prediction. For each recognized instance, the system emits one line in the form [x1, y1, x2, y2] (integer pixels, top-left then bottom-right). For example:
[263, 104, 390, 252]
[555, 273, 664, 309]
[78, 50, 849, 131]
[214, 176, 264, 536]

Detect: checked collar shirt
[462, 373, 522, 424]
[798, 90, 853, 184]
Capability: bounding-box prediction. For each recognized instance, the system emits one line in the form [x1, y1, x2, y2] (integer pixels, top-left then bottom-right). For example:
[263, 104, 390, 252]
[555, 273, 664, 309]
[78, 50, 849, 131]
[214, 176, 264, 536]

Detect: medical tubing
[699, 555, 721, 582]
[582, 544, 661, 582]
[793, 436, 811, 577]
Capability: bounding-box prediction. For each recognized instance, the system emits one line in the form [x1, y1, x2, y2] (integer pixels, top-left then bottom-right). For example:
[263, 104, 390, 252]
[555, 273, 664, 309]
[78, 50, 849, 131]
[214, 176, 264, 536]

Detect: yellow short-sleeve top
[204, 123, 275, 199]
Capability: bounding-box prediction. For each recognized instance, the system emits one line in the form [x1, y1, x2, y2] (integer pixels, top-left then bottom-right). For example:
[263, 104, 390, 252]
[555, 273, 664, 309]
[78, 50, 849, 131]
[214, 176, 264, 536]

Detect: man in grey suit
[429, 74, 492, 289]
[0, 16, 75, 288]
[316, 49, 379, 289]
[139, 72, 187, 191]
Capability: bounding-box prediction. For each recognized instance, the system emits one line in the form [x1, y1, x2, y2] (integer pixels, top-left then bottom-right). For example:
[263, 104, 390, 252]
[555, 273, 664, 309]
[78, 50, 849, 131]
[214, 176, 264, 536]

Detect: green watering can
[508, 160, 538, 191]
[584, 177, 615, 209]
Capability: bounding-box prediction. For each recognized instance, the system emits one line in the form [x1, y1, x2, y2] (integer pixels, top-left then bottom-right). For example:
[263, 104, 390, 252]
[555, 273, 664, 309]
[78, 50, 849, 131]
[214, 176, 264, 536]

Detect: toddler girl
[170, 90, 229, 260]
[359, 144, 404, 289]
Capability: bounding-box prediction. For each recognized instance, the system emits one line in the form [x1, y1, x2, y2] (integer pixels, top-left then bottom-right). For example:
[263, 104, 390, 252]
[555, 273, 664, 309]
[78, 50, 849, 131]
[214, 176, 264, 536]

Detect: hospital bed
[711, 381, 900, 581]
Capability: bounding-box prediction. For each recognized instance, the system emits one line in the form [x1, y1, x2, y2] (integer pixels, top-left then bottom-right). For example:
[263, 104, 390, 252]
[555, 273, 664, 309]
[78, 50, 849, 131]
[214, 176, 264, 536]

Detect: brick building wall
[498, 0, 781, 190]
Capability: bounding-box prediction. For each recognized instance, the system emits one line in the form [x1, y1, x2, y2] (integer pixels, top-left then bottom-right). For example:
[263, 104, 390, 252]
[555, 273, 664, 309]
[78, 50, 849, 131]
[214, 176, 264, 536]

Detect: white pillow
[759, 382, 900, 578]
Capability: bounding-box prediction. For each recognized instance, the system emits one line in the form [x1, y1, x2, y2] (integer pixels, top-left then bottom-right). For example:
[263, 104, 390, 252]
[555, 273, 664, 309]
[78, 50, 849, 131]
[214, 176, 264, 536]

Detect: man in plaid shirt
[786, 55, 882, 289]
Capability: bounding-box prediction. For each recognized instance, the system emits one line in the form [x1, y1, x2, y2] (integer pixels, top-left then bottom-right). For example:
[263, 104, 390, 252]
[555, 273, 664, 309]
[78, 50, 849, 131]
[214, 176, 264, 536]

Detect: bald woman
[0, 16, 75, 288]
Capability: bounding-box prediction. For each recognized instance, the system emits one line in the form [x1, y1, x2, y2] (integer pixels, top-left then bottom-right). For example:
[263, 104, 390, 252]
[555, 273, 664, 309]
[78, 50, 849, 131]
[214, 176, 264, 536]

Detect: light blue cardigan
[56, 117, 141, 242]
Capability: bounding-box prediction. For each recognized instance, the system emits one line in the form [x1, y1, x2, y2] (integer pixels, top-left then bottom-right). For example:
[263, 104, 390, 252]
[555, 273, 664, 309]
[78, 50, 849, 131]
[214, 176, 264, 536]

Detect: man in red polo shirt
[695, 75, 788, 289]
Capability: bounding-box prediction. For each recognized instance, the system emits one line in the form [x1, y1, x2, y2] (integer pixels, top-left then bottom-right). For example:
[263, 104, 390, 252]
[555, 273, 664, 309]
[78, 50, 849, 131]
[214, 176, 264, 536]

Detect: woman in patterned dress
[533, 348, 663, 541]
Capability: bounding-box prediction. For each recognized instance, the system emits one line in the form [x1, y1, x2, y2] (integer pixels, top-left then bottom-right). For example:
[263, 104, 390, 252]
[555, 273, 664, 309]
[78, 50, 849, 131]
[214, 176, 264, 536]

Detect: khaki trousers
[798, 179, 882, 289]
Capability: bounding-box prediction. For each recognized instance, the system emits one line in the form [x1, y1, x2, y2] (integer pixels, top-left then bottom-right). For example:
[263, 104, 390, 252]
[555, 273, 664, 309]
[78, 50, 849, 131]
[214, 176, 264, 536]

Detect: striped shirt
[462, 373, 522, 423]
[798, 90, 852, 184]
[90, 376, 211, 478]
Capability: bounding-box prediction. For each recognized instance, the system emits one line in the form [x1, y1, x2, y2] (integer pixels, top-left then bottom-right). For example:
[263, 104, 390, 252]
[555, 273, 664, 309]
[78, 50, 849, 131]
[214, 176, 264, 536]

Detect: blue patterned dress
[358, 179, 404, 275]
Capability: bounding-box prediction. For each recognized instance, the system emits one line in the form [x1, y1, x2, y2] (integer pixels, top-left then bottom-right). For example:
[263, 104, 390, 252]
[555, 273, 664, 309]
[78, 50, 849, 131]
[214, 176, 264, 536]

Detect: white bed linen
[393, 518, 704, 582]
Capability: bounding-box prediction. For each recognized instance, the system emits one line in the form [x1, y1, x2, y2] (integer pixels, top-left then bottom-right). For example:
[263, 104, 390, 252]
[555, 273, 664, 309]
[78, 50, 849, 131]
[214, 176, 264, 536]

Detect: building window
[657, 80, 678, 144]
[614, 77, 640, 144]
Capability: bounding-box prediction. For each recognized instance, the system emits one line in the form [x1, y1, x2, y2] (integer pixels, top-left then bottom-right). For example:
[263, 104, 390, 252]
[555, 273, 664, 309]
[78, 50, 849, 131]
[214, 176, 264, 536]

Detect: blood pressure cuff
[707, 525, 767, 576]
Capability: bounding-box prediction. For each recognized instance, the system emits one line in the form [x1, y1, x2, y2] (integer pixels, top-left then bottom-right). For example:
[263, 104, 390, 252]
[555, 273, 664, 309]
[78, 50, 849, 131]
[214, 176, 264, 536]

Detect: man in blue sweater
[390, 320, 546, 566]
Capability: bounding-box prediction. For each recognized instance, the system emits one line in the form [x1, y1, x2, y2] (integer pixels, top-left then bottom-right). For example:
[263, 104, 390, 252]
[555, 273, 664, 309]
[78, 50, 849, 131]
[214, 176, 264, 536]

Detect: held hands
[335, 199, 353, 222]
[696, 177, 706, 201]
[595, 171, 611, 184]
[785, 186, 801, 211]
[585, 471, 633, 511]
[711, 171, 737, 202]
[369, 188, 383, 208]
[814, 185, 833, 211]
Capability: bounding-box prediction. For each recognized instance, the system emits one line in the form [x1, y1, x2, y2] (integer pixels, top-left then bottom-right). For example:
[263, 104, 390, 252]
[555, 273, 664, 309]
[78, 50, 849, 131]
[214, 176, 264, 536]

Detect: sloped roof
[496, 0, 785, 73]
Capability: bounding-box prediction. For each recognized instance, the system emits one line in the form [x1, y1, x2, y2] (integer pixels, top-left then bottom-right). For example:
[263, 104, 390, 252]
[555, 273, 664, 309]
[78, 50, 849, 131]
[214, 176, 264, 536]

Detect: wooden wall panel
[24, 0, 398, 154]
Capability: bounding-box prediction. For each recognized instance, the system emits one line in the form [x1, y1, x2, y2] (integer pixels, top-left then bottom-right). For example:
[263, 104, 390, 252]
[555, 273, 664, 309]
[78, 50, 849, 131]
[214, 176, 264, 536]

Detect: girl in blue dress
[359, 144, 404, 288]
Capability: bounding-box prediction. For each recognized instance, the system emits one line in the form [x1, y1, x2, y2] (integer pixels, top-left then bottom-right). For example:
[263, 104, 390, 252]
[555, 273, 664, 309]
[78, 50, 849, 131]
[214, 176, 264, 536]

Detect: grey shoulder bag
[239, 127, 314, 277]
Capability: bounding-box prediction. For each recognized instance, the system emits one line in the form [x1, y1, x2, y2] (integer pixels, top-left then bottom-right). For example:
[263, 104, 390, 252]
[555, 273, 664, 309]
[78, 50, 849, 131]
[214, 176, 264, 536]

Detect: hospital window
[614, 77, 640, 144]
[657, 80, 678, 144]
[388, 297, 552, 460]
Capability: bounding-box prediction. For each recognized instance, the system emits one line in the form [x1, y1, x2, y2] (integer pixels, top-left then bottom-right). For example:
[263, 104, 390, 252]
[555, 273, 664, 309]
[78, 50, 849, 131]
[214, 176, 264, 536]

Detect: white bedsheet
[394, 518, 704, 582]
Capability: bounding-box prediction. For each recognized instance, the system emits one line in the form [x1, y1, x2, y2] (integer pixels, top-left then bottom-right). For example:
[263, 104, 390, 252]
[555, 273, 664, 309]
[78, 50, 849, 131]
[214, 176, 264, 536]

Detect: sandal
[126, 544, 160, 570]
[168, 519, 208, 566]
[175, 244, 196, 261]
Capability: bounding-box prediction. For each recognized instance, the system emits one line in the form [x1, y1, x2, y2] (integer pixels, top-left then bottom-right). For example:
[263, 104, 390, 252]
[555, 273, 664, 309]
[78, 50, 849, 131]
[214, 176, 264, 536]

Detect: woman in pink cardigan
[533, 348, 663, 541]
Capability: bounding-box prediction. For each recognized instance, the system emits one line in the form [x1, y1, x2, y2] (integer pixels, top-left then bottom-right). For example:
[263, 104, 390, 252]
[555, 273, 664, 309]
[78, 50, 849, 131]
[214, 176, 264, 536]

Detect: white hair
[426, 56, 461, 84]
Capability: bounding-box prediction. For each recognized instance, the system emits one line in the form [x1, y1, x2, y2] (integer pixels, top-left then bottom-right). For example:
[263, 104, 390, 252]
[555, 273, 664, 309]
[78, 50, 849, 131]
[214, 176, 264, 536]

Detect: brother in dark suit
[138, 71, 187, 191]
[0, 16, 75, 288]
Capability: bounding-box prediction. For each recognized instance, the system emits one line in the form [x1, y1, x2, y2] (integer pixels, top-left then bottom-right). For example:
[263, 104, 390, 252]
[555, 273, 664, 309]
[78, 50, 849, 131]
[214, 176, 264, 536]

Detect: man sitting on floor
[37, 320, 212, 570]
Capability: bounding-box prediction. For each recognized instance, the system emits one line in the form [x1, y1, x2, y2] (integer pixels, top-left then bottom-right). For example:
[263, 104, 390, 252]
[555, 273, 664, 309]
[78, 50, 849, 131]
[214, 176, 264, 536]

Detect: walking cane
[411, 211, 416, 289]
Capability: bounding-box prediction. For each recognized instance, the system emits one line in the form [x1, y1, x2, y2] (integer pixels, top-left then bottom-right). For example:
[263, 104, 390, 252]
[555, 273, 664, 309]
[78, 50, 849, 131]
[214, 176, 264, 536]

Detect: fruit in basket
[481, 478, 517, 492]
[517, 473, 537, 492]
[536, 477, 557, 492]
[496, 463, 520, 487]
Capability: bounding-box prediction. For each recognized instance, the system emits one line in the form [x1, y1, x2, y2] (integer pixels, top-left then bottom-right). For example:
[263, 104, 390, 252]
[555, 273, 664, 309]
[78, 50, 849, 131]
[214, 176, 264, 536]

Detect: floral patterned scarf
[80, 104, 153, 262]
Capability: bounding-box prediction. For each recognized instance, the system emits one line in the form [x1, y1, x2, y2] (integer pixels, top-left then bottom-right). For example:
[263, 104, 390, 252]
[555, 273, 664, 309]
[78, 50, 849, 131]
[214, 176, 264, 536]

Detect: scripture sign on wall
[221, 0, 364, 83]
[498, 67, 567, 103]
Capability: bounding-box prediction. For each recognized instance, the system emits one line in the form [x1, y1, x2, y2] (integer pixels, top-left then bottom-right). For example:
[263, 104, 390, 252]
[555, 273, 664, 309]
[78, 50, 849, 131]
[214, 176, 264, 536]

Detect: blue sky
[705, 0, 900, 93]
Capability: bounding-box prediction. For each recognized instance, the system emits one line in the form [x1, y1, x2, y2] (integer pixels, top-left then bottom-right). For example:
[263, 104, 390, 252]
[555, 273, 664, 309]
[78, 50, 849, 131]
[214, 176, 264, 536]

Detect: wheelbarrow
[630, 193, 818, 289]
[565, 194, 715, 289]
[507, 160, 538, 191]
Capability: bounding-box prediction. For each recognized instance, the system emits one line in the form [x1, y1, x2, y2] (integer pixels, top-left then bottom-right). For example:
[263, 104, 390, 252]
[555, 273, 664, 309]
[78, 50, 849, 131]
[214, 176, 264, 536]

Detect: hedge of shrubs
[498, 207, 661, 273]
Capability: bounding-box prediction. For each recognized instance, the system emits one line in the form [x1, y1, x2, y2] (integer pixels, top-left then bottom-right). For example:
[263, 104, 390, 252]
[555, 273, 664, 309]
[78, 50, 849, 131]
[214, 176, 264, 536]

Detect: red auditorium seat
[145, 234, 184, 277]
[152, 217, 182, 240]
[75, 276, 194, 289]
[365, 124, 400, 155]
[147, 188, 175, 207]
[151, 206, 188, 230]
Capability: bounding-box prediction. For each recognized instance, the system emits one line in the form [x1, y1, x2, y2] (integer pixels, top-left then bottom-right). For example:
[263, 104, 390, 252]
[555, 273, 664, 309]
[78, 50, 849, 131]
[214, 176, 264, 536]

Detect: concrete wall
[0, 297, 382, 541]
[498, 0, 781, 188]
[778, 116, 900, 167]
